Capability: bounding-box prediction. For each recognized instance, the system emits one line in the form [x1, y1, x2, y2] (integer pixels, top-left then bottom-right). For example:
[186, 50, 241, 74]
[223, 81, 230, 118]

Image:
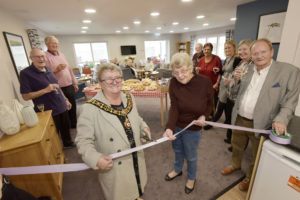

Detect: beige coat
[75, 90, 149, 200]
[231, 61, 300, 129]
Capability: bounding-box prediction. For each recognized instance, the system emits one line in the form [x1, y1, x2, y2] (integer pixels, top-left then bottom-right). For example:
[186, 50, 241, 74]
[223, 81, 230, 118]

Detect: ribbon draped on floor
[0, 120, 291, 176]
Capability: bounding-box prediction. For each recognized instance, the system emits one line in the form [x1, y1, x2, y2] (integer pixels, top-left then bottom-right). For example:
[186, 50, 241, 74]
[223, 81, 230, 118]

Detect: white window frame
[144, 40, 170, 63]
[73, 42, 109, 69]
[193, 34, 226, 60]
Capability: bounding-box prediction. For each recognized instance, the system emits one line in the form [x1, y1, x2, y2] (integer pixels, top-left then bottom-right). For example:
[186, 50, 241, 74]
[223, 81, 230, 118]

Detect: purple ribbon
[0, 120, 291, 176]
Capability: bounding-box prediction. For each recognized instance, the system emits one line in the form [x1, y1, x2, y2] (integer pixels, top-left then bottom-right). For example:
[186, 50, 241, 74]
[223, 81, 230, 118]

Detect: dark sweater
[166, 74, 213, 131]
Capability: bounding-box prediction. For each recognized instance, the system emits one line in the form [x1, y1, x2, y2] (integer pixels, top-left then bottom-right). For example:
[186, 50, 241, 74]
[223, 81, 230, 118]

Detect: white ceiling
[0, 0, 254, 35]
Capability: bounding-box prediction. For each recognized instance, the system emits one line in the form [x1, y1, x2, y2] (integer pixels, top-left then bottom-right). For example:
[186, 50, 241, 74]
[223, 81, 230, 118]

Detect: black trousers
[213, 98, 235, 140]
[61, 85, 77, 128]
[52, 111, 72, 146]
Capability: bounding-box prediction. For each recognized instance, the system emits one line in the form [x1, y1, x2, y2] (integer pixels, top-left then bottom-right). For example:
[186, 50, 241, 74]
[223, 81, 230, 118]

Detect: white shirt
[239, 61, 272, 119]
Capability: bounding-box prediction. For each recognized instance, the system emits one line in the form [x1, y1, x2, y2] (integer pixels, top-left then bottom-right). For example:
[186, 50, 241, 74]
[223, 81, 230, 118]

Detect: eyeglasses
[32, 55, 45, 59]
[173, 69, 190, 76]
[100, 76, 123, 84]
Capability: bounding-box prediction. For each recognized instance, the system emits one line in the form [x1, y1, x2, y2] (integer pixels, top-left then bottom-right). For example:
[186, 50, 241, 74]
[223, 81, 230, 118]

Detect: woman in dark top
[163, 53, 213, 194]
[204, 41, 241, 142]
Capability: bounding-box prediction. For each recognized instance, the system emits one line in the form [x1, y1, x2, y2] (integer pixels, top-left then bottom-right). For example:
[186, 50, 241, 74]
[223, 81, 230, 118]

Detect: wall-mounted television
[121, 45, 136, 55]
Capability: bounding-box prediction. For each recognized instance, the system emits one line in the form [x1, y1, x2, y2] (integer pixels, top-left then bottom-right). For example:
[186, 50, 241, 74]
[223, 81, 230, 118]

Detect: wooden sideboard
[0, 110, 65, 200]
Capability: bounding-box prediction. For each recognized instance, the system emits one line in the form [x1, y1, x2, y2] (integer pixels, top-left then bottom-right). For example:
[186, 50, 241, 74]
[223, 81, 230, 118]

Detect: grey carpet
[62, 97, 251, 200]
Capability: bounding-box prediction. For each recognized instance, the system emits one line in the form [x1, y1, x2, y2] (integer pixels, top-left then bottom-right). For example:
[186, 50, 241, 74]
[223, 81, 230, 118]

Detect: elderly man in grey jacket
[221, 38, 300, 191]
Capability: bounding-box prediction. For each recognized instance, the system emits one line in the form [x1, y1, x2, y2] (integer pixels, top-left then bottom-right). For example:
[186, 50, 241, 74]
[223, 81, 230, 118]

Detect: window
[73, 42, 108, 68]
[144, 40, 170, 63]
[193, 34, 226, 60]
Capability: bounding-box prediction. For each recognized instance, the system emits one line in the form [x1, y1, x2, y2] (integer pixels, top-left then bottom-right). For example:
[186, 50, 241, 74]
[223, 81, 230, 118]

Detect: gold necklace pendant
[124, 118, 131, 129]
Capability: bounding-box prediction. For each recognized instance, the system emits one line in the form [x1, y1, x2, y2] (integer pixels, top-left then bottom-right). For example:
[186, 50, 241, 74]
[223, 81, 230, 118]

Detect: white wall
[277, 0, 300, 116]
[56, 34, 181, 68]
[180, 25, 235, 42]
[0, 8, 48, 104]
[0, 9, 31, 102]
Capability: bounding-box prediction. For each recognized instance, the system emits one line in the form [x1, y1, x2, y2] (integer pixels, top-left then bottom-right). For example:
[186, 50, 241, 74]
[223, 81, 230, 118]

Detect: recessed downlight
[81, 26, 89, 29]
[172, 22, 179, 25]
[230, 17, 237, 21]
[81, 30, 86, 33]
[196, 15, 205, 19]
[150, 12, 160, 16]
[82, 20, 92, 23]
[203, 23, 209, 26]
[84, 9, 96, 13]
[133, 20, 141, 25]
[123, 26, 129, 30]
[116, 30, 121, 33]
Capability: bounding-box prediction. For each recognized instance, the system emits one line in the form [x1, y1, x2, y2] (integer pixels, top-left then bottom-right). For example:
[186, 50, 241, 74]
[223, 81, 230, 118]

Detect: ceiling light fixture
[150, 12, 160, 16]
[154, 33, 160, 36]
[123, 26, 129, 30]
[156, 27, 162, 30]
[169, 30, 174, 33]
[133, 20, 141, 25]
[82, 20, 92, 23]
[196, 15, 205, 19]
[181, 0, 192, 2]
[116, 30, 121, 33]
[81, 26, 88, 29]
[203, 23, 209, 26]
[230, 17, 237, 21]
[145, 30, 150, 33]
[81, 30, 86, 33]
[172, 22, 179, 25]
[184, 27, 189, 30]
[84, 9, 96, 13]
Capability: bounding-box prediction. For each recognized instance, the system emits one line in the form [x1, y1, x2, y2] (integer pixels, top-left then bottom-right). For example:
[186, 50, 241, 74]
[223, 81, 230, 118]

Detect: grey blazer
[231, 61, 300, 129]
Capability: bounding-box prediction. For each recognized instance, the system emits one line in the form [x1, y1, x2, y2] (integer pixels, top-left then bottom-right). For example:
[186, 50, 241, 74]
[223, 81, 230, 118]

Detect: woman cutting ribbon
[75, 63, 151, 200]
[163, 53, 213, 194]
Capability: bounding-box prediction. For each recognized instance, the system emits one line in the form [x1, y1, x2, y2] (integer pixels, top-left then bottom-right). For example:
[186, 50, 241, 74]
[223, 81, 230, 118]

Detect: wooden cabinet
[0, 111, 65, 200]
[178, 41, 191, 55]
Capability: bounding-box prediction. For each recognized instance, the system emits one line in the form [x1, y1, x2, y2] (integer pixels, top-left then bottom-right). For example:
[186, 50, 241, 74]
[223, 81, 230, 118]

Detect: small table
[77, 76, 94, 86]
[83, 86, 169, 126]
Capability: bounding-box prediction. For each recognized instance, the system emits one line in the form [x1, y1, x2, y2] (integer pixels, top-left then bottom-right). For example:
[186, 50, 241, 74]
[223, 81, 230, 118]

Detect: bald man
[20, 49, 75, 148]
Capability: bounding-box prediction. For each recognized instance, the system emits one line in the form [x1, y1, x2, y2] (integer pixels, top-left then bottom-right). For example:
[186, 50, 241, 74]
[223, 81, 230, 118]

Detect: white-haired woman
[76, 63, 151, 200]
[163, 53, 213, 194]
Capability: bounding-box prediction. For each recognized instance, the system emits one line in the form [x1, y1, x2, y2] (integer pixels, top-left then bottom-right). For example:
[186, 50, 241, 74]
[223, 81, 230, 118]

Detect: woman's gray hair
[96, 63, 122, 81]
[44, 35, 59, 44]
[170, 53, 193, 70]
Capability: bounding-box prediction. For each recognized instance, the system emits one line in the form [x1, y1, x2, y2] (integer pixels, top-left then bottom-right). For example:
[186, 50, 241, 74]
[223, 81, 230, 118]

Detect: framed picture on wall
[3, 32, 30, 79]
[257, 11, 286, 44]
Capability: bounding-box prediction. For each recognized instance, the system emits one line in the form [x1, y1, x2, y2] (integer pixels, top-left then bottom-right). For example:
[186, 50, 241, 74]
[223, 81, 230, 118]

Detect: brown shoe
[239, 178, 250, 191]
[221, 165, 240, 175]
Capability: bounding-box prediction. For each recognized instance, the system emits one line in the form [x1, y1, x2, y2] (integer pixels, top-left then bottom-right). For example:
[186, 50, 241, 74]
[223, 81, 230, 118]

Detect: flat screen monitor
[121, 45, 136, 55]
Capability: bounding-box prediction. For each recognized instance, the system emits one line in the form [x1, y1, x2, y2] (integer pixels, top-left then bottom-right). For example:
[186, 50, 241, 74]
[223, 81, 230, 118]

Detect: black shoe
[185, 180, 196, 194]
[63, 142, 76, 149]
[228, 146, 232, 152]
[165, 171, 182, 181]
[224, 138, 231, 144]
[204, 125, 213, 130]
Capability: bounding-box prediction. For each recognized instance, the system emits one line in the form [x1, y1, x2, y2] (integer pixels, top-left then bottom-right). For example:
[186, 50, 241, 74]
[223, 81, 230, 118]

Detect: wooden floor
[217, 184, 247, 200]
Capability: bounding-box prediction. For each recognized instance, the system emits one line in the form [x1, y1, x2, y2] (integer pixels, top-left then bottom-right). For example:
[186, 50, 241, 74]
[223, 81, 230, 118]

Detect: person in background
[20, 49, 75, 148]
[119, 60, 126, 70]
[144, 57, 154, 71]
[45, 35, 78, 128]
[196, 43, 222, 118]
[111, 58, 119, 66]
[76, 63, 151, 200]
[203, 41, 241, 145]
[126, 58, 138, 78]
[164, 53, 213, 194]
[221, 38, 300, 191]
[192, 43, 204, 71]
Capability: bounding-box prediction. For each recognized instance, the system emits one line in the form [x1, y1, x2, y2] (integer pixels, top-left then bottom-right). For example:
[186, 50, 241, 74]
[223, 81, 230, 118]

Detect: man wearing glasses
[20, 49, 75, 148]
